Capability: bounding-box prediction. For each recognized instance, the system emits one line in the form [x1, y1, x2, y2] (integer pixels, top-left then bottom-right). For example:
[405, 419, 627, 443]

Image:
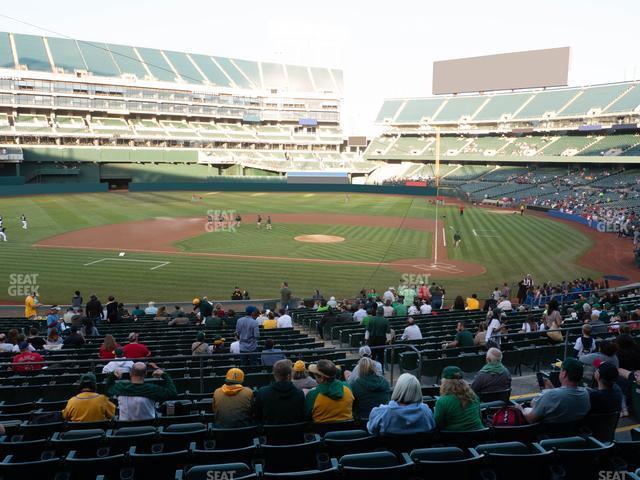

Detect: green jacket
[205, 316, 224, 329]
[105, 372, 177, 402]
[350, 373, 391, 419]
[367, 316, 390, 338]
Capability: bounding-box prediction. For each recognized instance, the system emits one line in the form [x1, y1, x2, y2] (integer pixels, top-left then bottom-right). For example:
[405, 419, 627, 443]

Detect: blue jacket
[367, 400, 436, 435]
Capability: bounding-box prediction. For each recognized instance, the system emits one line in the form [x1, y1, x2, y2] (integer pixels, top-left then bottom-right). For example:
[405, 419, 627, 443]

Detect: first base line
[83, 258, 171, 270]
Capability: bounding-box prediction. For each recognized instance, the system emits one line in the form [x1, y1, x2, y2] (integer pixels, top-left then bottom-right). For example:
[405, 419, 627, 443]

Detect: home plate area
[409, 262, 466, 274]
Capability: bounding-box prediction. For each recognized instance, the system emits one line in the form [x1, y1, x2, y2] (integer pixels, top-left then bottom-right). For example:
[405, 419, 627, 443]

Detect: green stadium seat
[475, 441, 554, 480]
[409, 446, 484, 478]
[339, 450, 414, 480]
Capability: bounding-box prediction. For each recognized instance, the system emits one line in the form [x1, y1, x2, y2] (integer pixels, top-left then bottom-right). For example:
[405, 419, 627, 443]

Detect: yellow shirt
[466, 297, 480, 310]
[263, 319, 277, 329]
[25, 295, 36, 318]
[62, 391, 116, 422]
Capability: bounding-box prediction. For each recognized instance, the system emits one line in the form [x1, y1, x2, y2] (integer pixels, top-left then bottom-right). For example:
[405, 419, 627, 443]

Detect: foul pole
[433, 127, 441, 266]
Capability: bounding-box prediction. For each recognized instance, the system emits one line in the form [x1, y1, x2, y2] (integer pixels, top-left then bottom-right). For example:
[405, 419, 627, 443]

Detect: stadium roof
[0, 31, 343, 95]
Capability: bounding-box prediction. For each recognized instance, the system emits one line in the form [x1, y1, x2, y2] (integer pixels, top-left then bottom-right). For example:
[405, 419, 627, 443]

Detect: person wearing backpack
[573, 324, 597, 359]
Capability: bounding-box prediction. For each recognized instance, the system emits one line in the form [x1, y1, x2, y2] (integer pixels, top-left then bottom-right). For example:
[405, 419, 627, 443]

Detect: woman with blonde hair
[350, 357, 391, 419]
[263, 311, 277, 330]
[367, 373, 435, 435]
[474, 321, 487, 346]
[99, 334, 121, 359]
[434, 366, 483, 431]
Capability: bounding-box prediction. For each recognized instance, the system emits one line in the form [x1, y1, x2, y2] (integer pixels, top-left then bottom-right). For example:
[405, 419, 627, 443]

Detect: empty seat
[438, 428, 491, 447]
[262, 422, 309, 445]
[158, 422, 207, 450]
[581, 411, 620, 442]
[261, 435, 323, 473]
[106, 426, 157, 452]
[176, 463, 258, 480]
[491, 423, 541, 443]
[538, 435, 615, 478]
[378, 431, 437, 453]
[323, 430, 377, 457]
[64, 449, 126, 478]
[128, 445, 189, 480]
[210, 425, 259, 449]
[50, 428, 105, 453]
[478, 389, 512, 403]
[189, 438, 260, 466]
[475, 441, 554, 480]
[339, 450, 414, 480]
[0, 454, 62, 479]
[410, 446, 483, 478]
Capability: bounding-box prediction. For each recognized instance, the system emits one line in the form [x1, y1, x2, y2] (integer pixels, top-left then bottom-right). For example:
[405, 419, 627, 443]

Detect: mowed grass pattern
[0, 191, 598, 304]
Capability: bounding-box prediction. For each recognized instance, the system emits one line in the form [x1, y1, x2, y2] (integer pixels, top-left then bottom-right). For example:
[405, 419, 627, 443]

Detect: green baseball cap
[442, 365, 464, 380]
[561, 357, 584, 381]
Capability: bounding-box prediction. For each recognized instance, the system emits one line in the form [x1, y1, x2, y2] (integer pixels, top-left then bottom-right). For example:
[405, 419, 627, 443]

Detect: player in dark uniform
[257, 215, 262, 229]
[453, 231, 461, 247]
[235, 213, 242, 227]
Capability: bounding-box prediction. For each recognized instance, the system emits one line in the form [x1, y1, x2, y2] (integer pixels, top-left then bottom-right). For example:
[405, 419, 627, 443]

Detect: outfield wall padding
[546, 209, 593, 228]
[0, 182, 108, 196]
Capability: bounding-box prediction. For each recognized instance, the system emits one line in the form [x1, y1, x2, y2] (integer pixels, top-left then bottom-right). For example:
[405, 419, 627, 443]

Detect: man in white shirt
[102, 348, 134, 374]
[485, 315, 502, 346]
[382, 300, 395, 317]
[382, 287, 395, 303]
[408, 304, 419, 316]
[497, 296, 513, 312]
[276, 308, 292, 328]
[353, 304, 367, 324]
[144, 302, 158, 315]
[400, 318, 422, 341]
[419, 301, 432, 315]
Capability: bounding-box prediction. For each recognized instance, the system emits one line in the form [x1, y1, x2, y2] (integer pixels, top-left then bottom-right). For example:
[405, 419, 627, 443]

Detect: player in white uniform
[0, 226, 6, 241]
[0, 216, 3, 228]
[20, 214, 27, 230]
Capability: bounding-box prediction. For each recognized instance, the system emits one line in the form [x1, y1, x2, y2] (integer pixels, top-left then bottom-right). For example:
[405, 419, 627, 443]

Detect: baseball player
[257, 214, 262, 229]
[20, 214, 27, 230]
[0, 226, 6, 242]
[266, 216, 272, 230]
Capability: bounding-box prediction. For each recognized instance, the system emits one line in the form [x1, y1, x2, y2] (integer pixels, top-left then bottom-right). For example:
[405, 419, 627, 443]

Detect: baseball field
[0, 190, 621, 305]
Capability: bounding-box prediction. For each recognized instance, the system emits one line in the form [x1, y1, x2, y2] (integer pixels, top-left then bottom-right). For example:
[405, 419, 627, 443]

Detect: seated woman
[191, 332, 209, 356]
[99, 334, 121, 359]
[367, 373, 435, 435]
[434, 366, 483, 432]
[350, 357, 391, 420]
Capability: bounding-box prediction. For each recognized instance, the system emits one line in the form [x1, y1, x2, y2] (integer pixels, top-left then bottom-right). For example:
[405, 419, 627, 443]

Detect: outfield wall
[0, 182, 108, 196]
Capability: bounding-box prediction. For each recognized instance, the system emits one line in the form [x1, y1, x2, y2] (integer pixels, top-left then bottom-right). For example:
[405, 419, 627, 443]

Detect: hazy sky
[1, 0, 639, 134]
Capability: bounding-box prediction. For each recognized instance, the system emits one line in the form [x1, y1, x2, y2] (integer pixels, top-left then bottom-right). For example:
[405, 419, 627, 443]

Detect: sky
[1, 0, 639, 135]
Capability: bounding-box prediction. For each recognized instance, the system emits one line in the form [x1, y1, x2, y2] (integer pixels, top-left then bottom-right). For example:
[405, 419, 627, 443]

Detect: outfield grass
[0, 191, 598, 304]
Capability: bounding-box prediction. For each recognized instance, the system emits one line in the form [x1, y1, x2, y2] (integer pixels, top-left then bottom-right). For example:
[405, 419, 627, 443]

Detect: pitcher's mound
[295, 234, 345, 243]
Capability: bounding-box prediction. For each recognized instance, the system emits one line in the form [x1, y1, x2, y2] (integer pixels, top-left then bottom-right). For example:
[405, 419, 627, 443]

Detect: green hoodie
[350, 373, 391, 419]
[305, 379, 354, 423]
[105, 372, 177, 402]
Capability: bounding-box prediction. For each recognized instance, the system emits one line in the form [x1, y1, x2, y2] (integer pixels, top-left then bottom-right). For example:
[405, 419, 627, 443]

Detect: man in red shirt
[12, 342, 45, 372]
[122, 333, 151, 359]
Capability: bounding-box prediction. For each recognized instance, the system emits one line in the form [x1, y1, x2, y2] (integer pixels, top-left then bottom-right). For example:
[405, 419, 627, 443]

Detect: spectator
[209, 335, 226, 354]
[131, 304, 145, 317]
[419, 300, 432, 315]
[444, 321, 474, 348]
[520, 315, 538, 333]
[485, 310, 503, 347]
[229, 334, 241, 355]
[47, 308, 62, 336]
[276, 308, 292, 328]
[153, 306, 169, 321]
[366, 306, 389, 365]
[27, 328, 45, 350]
[263, 311, 277, 329]
[106, 362, 177, 421]
[327, 296, 338, 309]
[393, 296, 407, 316]
[353, 304, 367, 324]
[305, 360, 354, 423]
[383, 287, 395, 303]
[236, 306, 260, 366]
[261, 339, 285, 367]
[466, 293, 480, 311]
[615, 329, 640, 370]
[71, 290, 83, 309]
[255, 360, 305, 424]
[382, 300, 395, 317]
[99, 334, 121, 359]
[191, 332, 209, 356]
[194, 297, 213, 324]
[212, 368, 254, 427]
[350, 357, 391, 419]
[12, 342, 45, 372]
[118, 303, 131, 321]
[106, 296, 118, 323]
[62, 373, 115, 423]
[367, 373, 436, 435]
[470, 348, 512, 396]
[452, 296, 465, 311]
[434, 366, 483, 431]
[579, 341, 619, 380]
[231, 287, 243, 300]
[24, 290, 38, 320]
[574, 324, 597, 359]
[588, 362, 623, 414]
[85, 295, 103, 322]
[168, 305, 190, 326]
[62, 326, 85, 349]
[518, 358, 590, 424]
[63, 307, 77, 325]
[0, 333, 13, 352]
[204, 310, 224, 329]
[102, 348, 133, 374]
[474, 322, 487, 347]
[400, 317, 422, 341]
[45, 332, 63, 348]
[346, 346, 383, 383]
[280, 282, 292, 310]
[589, 311, 608, 335]
[225, 309, 238, 329]
[497, 296, 513, 312]
[292, 360, 318, 390]
[122, 333, 151, 359]
[144, 302, 158, 315]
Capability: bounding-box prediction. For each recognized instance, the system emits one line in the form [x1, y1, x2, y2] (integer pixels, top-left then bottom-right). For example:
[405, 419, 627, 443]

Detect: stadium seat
[64, 449, 127, 479]
[106, 426, 157, 452]
[188, 438, 260, 466]
[158, 422, 207, 450]
[538, 436, 615, 478]
[262, 460, 340, 480]
[474, 441, 555, 480]
[614, 440, 640, 472]
[491, 423, 541, 443]
[339, 450, 414, 480]
[0, 436, 49, 459]
[322, 430, 377, 457]
[580, 411, 620, 442]
[210, 425, 259, 448]
[438, 428, 491, 447]
[176, 463, 258, 480]
[378, 431, 437, 453]
[478, 388, 512, 404]
[261, 434, 323, 472]
[312, 421, 356, 436]
[262, 422, 310, 445]
[0, 454, 62, 479]
[409, 446, 483, 478]
[128, 445, 189, 480]
[50, 428, 105, 453]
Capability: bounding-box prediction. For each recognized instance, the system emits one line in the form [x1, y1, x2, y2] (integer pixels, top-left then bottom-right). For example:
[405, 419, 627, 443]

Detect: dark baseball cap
[596, 362, 618, 383]
[442, 365, 464, 380]
[561, 357, 584, 381]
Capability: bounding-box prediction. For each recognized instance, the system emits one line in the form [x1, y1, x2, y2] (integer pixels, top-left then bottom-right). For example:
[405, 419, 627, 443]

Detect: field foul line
[83, 258, 171, 270]
[442, 228, 446, 247]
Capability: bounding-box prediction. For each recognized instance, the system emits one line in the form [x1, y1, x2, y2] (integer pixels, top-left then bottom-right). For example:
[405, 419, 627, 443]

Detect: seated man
[102, 348, 134, 374]
[306, 359, 354, 423]
[11, 341, 44, 372]
[260, 339, 286, 367]
[588, 361, 623, 414]
[212, 368, 254, 427]
[106, 362, 176, 421]
[400, 318, 422, 341]
[443, 321, 474, 349]
[255, 359, 305, 424]
[62, 373, 116, 422]
[517, 358, 590, 424]
[470, 347, 512, 396]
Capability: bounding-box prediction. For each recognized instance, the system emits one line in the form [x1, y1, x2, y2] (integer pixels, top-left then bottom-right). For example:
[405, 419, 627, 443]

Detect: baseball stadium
[0, 2, 639, 479]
